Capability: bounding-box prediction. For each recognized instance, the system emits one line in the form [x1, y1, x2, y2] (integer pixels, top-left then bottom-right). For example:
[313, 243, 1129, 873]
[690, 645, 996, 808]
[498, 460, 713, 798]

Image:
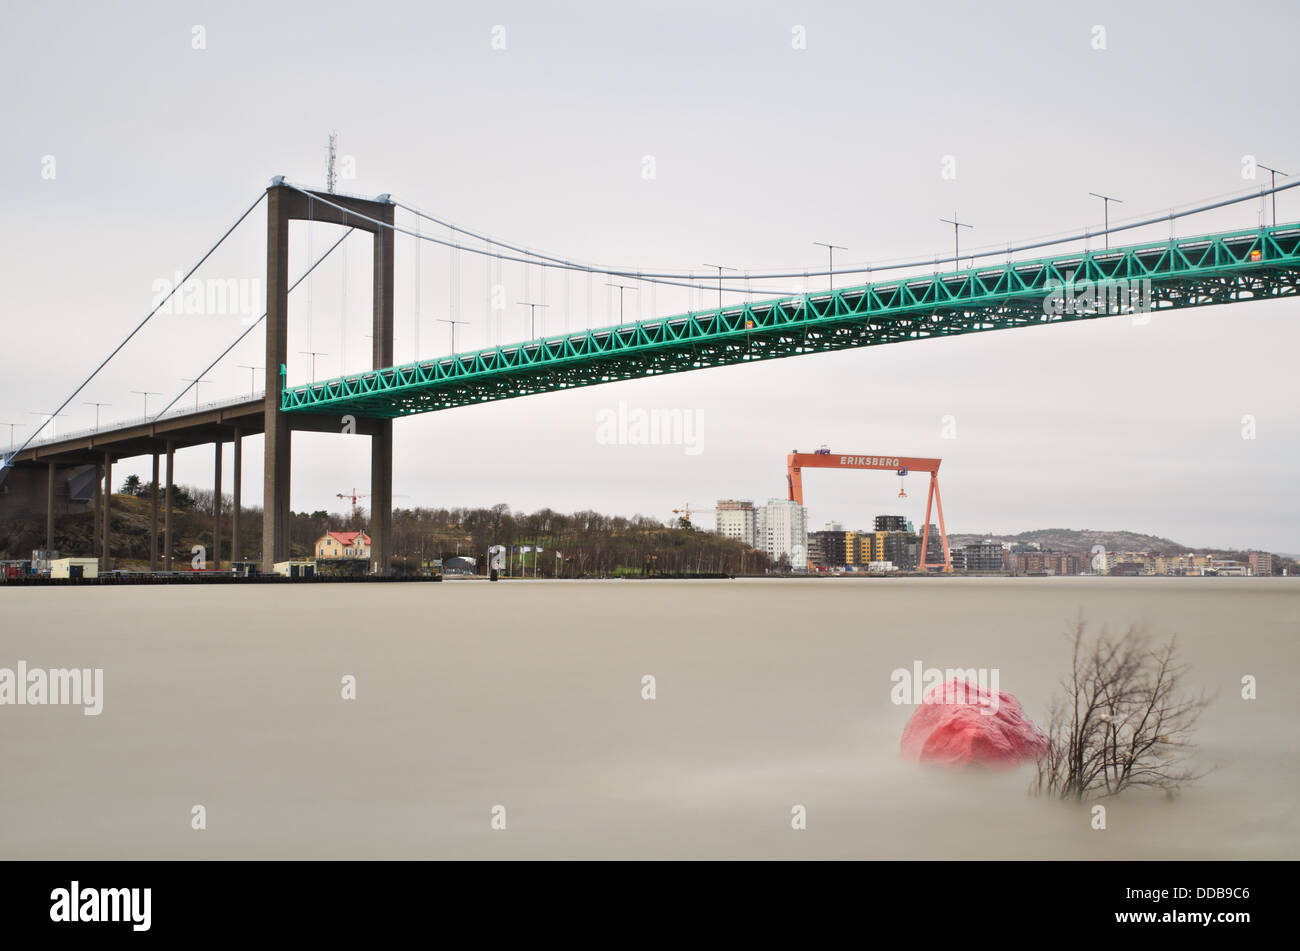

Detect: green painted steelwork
[282, 223, 1300, 419]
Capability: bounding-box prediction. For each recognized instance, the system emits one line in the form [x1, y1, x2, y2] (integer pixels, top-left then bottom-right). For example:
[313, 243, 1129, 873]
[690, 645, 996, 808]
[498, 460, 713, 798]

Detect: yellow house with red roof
[315, 531, 372, 560]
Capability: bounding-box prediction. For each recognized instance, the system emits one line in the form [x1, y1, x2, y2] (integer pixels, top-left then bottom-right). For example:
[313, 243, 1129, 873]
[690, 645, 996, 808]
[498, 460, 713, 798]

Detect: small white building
[1211, 561, 1248, 576]
[273, 561, 315, 578]
[50, 557, 98, 579]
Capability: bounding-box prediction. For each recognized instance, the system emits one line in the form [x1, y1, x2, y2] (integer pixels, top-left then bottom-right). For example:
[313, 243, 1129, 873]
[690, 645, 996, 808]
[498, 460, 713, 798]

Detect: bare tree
[1034, 617, 1211, 800]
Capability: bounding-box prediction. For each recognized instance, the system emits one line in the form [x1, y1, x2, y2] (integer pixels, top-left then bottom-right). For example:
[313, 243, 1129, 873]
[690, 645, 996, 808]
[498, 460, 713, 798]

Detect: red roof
[325, 531, 371, 546]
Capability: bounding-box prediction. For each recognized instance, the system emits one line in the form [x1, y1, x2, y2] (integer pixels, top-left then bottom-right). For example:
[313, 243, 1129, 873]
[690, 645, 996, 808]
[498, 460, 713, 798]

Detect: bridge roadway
[281, 222, 1300, 419]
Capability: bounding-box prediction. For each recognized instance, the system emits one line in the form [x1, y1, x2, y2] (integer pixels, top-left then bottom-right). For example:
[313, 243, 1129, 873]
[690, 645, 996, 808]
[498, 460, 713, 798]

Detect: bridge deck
[3, 394, 390, 467]
[3, 396, 266, 468]
[281, 223, 1300, 419]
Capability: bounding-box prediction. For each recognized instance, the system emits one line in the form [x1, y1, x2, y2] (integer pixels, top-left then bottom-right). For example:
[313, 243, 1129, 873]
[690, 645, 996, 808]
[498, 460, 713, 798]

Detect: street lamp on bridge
[180, 378, 212, 412]
[939, 215, 973, 273]
[235, 366, 262, 399]
[82, 401, 112, 432]
[28, 409, 68, 441]
[437, 317, 468, 353]
[1089, 192, 1124, 250]
[812, 242, 847, 290]
[702, 263, 737, 310]
[518, 301, 550, 339]
[603, 283, 638, 324]
[298, 351, 329, 384]
[1258, 164, 1289, 227]
[131, 390, 160, 419]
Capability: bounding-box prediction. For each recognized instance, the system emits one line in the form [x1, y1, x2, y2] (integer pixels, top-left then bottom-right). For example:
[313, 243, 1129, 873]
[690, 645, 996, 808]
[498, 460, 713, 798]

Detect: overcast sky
[2, 0, 1297, 552]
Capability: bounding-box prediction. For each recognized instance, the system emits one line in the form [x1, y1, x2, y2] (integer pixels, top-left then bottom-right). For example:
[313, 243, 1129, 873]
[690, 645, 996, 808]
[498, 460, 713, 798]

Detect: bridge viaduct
[2, 184, 397, 574]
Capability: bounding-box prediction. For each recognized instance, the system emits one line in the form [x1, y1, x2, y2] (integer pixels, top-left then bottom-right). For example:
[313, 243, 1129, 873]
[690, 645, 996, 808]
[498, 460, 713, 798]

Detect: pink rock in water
[900, 678, 1049, 768]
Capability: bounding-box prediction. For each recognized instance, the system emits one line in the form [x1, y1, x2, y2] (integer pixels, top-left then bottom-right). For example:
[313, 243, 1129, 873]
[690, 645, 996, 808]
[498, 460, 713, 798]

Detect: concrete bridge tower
[262, 180, 395, 574]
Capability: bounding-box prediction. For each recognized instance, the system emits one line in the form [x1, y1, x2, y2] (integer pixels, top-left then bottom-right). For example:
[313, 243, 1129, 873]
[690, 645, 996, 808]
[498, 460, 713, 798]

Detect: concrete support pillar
[92, 467, 101, 556]
[45, 462, 55, 551]
[101, 451, 112, 571]
[370, 420, 393, 574]
[262, 187, 291, 573]
[150, 453, 159, 570]
[231, 425, 242, 563]
[164, 440, 175, 570]
[212, 440, 222, 570]
[370, 201, 395, 574]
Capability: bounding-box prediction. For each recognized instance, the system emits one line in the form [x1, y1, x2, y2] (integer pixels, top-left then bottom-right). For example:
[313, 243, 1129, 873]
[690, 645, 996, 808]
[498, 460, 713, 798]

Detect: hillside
[948, 527, 1241, 555]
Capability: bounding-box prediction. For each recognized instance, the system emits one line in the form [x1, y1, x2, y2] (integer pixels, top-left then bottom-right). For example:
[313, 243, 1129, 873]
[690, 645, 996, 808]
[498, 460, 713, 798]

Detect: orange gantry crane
[786, 449, 952, 571]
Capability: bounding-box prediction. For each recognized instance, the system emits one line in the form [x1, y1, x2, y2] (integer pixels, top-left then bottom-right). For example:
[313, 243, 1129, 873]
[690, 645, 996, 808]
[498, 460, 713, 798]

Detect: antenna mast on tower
[326, 132, 338, 194]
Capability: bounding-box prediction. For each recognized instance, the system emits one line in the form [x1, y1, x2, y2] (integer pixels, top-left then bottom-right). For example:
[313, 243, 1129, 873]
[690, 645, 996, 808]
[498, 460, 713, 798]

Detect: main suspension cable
[287, 184, 799, 294]
[2, 191, 266, 470]
[379, 179, 1300, 283]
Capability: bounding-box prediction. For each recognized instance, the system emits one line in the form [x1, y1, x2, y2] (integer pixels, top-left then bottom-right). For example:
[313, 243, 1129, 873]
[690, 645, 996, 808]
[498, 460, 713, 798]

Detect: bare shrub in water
[1034, 618, 1210, 800]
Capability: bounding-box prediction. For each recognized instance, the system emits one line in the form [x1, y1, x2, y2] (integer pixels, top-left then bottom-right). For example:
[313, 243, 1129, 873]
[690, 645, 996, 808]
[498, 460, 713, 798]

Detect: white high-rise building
[714, 499, 757, 547]
[757, 499, 808, 569]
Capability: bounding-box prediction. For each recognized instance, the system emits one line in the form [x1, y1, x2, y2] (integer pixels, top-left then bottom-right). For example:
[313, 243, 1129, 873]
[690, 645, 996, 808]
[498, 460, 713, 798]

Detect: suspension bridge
[3, 177, 1298, 575]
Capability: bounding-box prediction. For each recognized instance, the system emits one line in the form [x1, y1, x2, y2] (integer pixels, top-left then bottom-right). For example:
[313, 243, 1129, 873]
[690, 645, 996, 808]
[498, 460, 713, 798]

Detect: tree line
[2, 483, 773, 577]
[386, 503, 772, 576]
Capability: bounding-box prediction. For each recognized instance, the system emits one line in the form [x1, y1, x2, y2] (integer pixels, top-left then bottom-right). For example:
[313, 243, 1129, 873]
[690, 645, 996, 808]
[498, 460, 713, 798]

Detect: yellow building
[315, 531, 372, 560]
[842, 531, 875, 567]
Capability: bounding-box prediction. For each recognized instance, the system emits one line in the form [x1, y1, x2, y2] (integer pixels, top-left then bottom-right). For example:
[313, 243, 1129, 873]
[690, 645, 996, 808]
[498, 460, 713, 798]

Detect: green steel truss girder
[282, 223, 1300, 419]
